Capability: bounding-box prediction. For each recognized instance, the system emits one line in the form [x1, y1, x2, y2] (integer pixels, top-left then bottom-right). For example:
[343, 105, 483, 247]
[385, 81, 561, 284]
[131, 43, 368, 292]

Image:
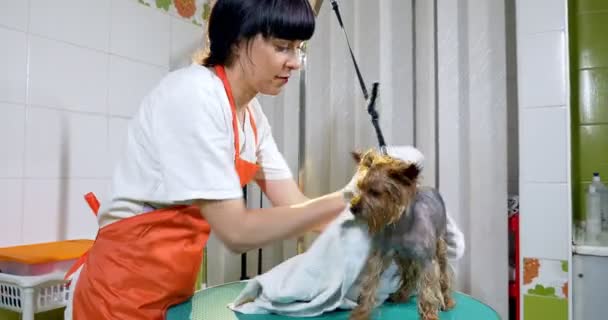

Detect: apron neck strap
[214, 65, 259, 159]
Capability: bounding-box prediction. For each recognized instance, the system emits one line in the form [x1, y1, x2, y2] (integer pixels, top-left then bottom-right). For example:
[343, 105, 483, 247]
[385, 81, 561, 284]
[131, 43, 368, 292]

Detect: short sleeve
[251, 100, 293, 181]
[153, 81, 243, 202]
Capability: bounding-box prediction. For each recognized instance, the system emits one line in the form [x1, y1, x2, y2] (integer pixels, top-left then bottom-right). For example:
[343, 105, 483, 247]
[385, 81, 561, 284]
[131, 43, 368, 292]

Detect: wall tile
[28, 36, 108, 113]
[576, 0, 608, 14]
[68, 113, 111, 178]
[29, 0, 111, 52]
[170, 16, 204, 70]
[578, 124, 608, 181]
[0, 1, 28, 32]
[516, 0, 565, 34]
[21, 179, 101, 243]
[108, 56, 166, 117]
[518, 31, 566, 108]
[109, 117, 129, 172]
[0, 179, 23, 247]
[0, 28, 27, 104]
[65, 179, 106, 240]
[25, 107, 109, 178]
[523, 295, 568, 320]
[577, 12, 608, 69]
[579, 69, 608, 124]
[110, 0, 171, 67]
[24, 108, 64, 178]
[522, 258, 568, 299]
[520, 107, 568, 182]
[22, 179, 63, 244]
[0, 103, 25, 178]
[521, 182, 570, 261]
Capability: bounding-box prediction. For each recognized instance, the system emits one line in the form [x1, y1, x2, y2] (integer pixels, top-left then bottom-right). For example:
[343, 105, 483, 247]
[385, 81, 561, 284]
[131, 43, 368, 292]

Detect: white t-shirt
[98, 64, 292, 227]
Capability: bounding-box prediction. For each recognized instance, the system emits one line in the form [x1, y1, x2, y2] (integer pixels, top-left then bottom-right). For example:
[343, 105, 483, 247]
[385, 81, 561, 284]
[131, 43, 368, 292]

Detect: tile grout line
[23, 103, 132, 119]
[20, 0, 33, 245]
[26, 31, 170, 70]
[519, 104, 567, 109]
[107, 0, 114, 180]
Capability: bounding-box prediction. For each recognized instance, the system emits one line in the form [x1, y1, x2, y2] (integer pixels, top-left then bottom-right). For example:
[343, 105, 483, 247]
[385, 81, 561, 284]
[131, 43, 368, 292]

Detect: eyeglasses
[269, 39, 307, 64]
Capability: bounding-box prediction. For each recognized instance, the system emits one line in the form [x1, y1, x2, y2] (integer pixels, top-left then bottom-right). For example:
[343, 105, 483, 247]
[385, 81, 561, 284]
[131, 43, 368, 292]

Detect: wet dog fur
[346, 149, 455, 320]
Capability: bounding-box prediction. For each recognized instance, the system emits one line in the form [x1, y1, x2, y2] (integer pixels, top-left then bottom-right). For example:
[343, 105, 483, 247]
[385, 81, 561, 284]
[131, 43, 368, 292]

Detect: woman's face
[235, 35, 304, 96]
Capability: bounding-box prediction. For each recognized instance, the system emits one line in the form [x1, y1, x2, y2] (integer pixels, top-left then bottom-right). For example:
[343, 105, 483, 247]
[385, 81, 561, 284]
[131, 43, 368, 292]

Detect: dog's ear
[351, 151, 362, 164]
[389, 162, 420, 185]
[351, 150, 375, 167]
[360, 149, 376, 167]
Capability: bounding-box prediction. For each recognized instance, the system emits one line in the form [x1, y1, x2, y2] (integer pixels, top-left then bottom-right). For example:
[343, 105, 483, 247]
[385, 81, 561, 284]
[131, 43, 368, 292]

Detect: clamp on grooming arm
[366, 83, 387, 155]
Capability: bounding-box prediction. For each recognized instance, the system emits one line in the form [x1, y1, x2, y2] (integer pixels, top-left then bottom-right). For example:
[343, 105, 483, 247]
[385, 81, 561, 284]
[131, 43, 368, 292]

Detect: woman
[65, 0, 465, 318]
[65, 1, 349, 319]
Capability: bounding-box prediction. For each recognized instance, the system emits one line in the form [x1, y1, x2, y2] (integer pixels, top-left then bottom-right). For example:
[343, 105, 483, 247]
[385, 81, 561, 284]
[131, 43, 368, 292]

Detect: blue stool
[167, 281, 500, 319]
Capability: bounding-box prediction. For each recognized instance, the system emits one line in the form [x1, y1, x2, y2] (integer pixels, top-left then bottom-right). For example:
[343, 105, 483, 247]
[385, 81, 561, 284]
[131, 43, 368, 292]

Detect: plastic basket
[0, 272, 70, 319]
[0, 239, 92, 319]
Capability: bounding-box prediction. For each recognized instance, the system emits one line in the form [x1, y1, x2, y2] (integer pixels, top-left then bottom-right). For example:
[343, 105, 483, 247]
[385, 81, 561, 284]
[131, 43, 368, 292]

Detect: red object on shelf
[508, 214, 520, 320]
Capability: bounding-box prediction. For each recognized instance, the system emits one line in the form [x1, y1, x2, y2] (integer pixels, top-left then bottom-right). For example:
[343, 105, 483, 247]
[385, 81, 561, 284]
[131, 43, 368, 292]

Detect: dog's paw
[442, 297, 456, 311]
[389, 291, 412, 303]
[421, 311, 439, 320]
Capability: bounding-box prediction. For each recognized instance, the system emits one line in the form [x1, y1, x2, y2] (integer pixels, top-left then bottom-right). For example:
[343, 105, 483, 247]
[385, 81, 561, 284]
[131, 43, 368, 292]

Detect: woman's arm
[256, 179, 309, 206]
[194, 191, 346, 253]
[256, 178, 337, 232]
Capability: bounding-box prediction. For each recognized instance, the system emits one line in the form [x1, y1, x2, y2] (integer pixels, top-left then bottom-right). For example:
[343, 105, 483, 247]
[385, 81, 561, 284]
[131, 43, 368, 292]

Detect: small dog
[346, 149, 455, 320]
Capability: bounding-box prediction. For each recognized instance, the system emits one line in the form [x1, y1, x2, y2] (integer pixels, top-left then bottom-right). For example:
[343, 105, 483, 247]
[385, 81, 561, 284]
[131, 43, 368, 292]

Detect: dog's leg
[350, 250, 388, 320]
[389, 257, 420, 303]
[437, 238, 455, 310]
[418, 260, 442, 320]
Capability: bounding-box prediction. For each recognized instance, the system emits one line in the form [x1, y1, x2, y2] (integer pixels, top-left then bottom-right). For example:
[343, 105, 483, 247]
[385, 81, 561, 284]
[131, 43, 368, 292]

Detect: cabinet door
[573, 254, 608, 320]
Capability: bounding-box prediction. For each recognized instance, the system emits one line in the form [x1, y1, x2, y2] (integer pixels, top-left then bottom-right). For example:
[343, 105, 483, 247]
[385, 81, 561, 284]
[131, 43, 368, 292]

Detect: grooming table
[166, 281, 500, 320]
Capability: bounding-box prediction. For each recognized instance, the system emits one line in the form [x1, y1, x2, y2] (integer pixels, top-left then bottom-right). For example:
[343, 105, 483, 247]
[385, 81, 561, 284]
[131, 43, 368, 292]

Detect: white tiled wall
[0, 0, 204, 247]
[516, 0, 569, 262]
[516, 1, 571, 318]
[516, 0, 571, 311]
[0, 28, 27, 104]
[520, 106, 568, 183]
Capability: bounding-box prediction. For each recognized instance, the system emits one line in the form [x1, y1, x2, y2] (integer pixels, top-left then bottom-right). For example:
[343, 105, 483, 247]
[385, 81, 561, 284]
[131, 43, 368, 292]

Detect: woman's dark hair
[197, 0, 315, 66]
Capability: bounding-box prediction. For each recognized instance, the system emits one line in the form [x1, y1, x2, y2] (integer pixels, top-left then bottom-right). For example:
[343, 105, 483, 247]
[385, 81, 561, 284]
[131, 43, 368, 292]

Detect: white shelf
[573, 245, 608, 257]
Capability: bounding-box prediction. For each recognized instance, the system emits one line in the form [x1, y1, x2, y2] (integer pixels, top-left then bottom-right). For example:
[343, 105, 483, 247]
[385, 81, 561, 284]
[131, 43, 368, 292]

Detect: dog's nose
[350, 202, 361, 215]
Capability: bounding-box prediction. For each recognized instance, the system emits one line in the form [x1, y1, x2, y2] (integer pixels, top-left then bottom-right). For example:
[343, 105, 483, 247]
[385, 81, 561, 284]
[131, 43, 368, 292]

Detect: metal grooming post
[296, 48, 307, 254]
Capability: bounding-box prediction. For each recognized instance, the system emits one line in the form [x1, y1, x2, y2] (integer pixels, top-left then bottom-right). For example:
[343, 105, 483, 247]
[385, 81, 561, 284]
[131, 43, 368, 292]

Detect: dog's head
[349, 149, 420, 234]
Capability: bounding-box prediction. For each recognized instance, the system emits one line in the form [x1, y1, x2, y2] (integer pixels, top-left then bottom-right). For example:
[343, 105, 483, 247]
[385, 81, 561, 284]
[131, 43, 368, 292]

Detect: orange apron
[67, 65, 259, 320]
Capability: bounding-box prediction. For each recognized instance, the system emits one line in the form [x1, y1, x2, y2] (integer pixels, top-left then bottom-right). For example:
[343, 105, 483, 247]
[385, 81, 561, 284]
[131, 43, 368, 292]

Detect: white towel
[228, 208, 400, 316]
[228, 146, 465, 317]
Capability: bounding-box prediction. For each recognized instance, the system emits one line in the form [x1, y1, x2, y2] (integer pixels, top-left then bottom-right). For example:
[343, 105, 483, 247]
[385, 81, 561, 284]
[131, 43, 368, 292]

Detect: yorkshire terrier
[346, 149, 455, 320]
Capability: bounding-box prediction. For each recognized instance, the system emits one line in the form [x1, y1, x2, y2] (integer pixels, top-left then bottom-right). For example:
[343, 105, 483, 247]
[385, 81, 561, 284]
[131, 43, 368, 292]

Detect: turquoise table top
[166, 281, 500, 320]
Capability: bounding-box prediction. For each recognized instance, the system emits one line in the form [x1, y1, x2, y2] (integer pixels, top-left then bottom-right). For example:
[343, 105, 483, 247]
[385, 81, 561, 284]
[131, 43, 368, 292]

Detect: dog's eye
[369, 189, 381, 197]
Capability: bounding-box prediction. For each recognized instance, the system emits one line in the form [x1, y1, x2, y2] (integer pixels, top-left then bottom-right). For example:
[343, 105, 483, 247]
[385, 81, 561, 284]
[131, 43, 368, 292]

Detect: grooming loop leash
[330, 0, 388, 155]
